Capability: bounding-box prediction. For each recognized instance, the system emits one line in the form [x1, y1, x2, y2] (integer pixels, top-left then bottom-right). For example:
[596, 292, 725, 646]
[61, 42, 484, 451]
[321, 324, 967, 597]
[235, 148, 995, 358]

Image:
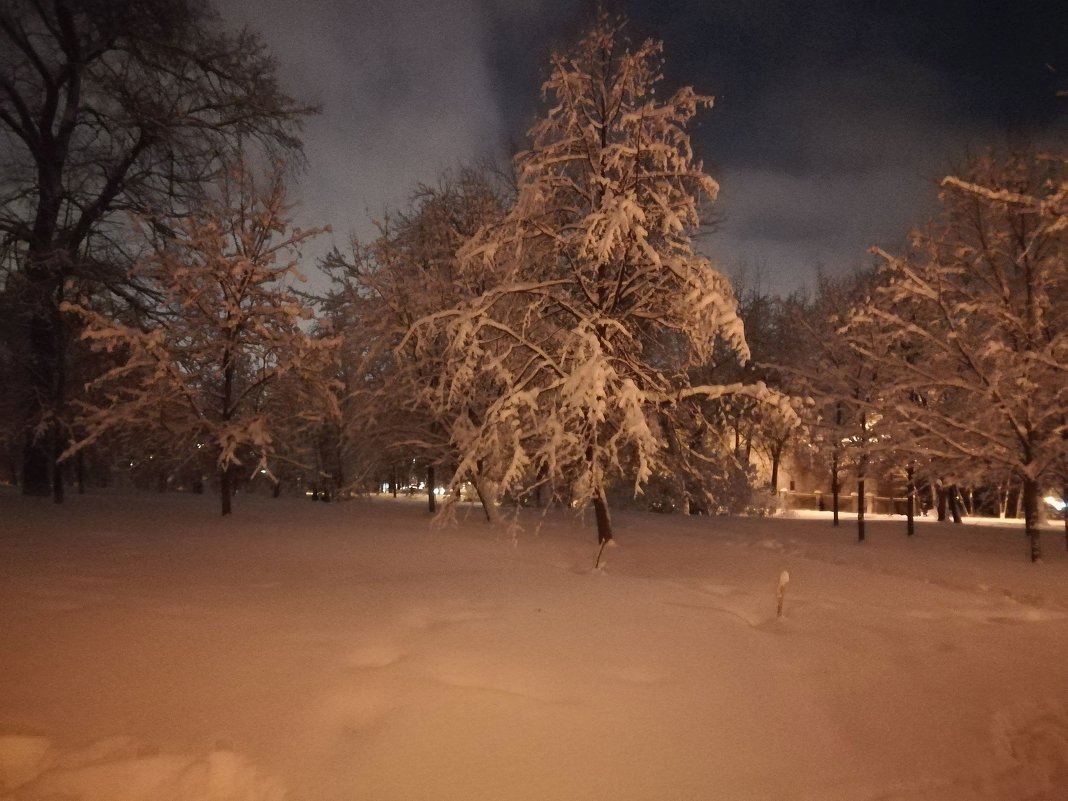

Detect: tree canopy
[408, 13, 793, 543]
[0, 0, 313, 499]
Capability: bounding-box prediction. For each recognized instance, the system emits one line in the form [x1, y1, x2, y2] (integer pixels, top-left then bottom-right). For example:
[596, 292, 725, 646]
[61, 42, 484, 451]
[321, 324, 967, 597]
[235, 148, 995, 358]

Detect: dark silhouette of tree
[0, 0, 312, 500]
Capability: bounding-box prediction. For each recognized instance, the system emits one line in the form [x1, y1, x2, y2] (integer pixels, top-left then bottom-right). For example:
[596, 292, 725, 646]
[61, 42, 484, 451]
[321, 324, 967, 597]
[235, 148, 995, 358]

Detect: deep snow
[2, 491, 1067, 801]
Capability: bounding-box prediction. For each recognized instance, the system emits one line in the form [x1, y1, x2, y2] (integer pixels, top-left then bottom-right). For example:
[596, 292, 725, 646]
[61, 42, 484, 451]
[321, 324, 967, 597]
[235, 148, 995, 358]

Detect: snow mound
[988, 702, 1068, 798]
[0, 735, 285, 801]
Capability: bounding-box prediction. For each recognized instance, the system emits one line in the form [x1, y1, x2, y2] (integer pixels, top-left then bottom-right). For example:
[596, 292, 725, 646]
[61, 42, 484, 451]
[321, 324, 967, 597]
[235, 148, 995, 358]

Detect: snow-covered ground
[2, 491, 1067, 801]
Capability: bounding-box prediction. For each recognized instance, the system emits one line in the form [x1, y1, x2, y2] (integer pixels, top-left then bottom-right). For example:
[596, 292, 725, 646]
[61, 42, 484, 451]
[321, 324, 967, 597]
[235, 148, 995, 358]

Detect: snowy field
[2, 492, 1067, 801]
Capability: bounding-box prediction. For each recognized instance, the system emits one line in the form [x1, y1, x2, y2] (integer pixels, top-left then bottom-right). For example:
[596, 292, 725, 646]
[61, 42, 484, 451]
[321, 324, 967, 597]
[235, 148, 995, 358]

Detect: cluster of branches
[17, 3, 1056, 563]
[327, 13, 796, 545]
[4, 5, 801, 525]
[0, 0, 314, 502]
[776, 149, 1066, 562]
[62, 162, 340, 515]
[0, 0, 339, 513]
[853, 149, 1066, 561]
[319, 166, 512, 510]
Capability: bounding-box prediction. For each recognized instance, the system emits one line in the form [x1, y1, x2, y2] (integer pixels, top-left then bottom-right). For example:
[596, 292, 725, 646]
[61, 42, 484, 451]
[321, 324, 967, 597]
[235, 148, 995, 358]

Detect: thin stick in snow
[776, 570, 790, 618]
[594, 538, 609, 571]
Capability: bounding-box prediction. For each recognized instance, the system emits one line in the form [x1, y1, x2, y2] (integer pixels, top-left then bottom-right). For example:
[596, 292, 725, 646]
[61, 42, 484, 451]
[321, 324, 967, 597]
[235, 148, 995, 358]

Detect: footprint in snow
[400, 604, 494, 631]
[320, 685, 399, 735]
[986, 701, 1068, 798]
[419, 652, 567, 704]
[345, 644, 406, 669]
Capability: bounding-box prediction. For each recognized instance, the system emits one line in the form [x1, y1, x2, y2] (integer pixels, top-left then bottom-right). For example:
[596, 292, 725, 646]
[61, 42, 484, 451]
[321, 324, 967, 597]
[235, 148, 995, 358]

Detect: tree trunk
[76, 450, 85, 495]
[473, 459, 497, 522]
[51, 432, 65, 503]
[21, 431, 50, 496]
[936, 481, 947, 522]
[857, 475, 866, 543]
[21, 289, 62, 498]
[23, 261, 71, 504]
[220, 468, 233, 516]
[4, 444, 18, 488]
[427, 465, 436, 514]
[770, 445, 781, 494]
[532, 461, 548, 508]
[831, 453, 840, 527]
[474, 477, 497, 522]
[593, 494, 613, 544]
[1062, 481, 1067, 552]
[906, 462, 915, 537]
[390, 468, 397, 498]
[220, 352, 234, 515]
[1022, 476, 1041, 562]
[952, 489, 969, 527]
[949, 485, 962, 524]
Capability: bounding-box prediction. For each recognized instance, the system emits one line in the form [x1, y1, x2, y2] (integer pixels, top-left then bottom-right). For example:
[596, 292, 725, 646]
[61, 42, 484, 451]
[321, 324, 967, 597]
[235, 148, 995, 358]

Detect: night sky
[219, 0, 1067, 295]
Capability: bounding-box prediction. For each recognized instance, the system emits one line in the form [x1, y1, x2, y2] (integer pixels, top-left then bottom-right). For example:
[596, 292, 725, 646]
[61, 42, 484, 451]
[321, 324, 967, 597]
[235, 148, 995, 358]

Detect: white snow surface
[2, 492, 1068, 801]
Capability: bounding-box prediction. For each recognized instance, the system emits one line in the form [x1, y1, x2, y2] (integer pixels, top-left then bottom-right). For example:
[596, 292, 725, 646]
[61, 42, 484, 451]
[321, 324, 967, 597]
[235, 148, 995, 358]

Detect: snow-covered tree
[410, 14, 793, 544]
[859, 149, 1067, 561]
[783, 271, 887, 541]
[746, 344, 808, 508]
[323, 167, 509, 513]
[63, 162, 339, 515]
[715, 281, 807, 498]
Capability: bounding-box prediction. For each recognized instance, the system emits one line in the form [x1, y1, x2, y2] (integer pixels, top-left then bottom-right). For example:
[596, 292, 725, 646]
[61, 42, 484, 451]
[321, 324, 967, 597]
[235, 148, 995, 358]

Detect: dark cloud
[221, 0, 517, 265]
[215, 0, 1068, 295]
[705, 164, 936, 296]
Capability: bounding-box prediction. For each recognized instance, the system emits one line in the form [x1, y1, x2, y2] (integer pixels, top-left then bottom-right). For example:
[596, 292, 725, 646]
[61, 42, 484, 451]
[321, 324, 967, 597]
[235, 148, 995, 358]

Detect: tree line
[1, 3, 1064, 560]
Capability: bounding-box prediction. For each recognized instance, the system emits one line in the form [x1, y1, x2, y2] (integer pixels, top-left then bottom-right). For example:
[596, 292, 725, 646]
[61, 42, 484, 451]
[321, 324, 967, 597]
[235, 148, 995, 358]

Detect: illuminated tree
[323, 167, 508, 514]
[784, 271, 887, 541]
[859, 150, 1067, 561]
[63, 163, 339, 515]
[410, 14, 792, 545]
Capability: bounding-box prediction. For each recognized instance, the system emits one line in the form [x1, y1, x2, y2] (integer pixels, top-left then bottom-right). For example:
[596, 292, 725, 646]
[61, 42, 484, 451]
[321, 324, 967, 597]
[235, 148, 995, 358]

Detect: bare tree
[0, 0, 312, 500]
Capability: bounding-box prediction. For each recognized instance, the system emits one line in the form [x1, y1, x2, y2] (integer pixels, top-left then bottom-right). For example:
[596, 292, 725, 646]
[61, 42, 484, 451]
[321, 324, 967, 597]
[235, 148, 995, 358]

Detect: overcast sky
[218, 0, 1067, 296]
